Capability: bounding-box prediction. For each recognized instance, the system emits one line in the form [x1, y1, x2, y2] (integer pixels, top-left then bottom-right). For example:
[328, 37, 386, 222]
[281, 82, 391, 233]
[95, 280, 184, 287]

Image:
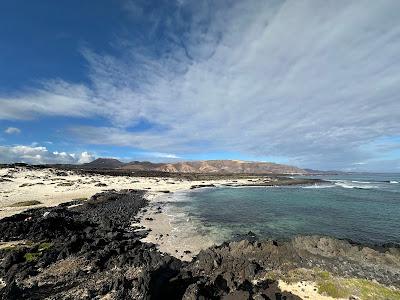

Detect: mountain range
[81, 158, 306, 174]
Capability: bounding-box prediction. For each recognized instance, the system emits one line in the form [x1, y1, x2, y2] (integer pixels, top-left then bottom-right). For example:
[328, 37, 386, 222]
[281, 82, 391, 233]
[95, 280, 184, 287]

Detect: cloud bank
[1, 0, 400, 170]
[0, 145, 94, 165]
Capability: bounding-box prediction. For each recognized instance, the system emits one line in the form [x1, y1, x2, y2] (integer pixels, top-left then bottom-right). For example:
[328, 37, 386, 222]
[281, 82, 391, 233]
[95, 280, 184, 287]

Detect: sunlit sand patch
[278, 280, 344, 300]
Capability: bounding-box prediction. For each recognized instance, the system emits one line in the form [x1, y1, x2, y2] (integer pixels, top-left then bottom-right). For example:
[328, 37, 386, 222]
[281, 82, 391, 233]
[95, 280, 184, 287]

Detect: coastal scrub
[10, 200, 42, 207]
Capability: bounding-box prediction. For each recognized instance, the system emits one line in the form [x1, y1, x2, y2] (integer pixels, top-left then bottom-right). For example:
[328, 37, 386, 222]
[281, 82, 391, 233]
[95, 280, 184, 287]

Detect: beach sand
[0, 166, 256, 261]
[135, 191, 220, 261]
[0, 167, 254, 218]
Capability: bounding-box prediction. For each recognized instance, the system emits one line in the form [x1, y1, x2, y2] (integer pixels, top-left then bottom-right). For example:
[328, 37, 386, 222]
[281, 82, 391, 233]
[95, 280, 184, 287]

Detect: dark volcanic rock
[190, 184, 216, 189]
[0, 178, 12, 183]
[1, 189, 398, 299]
[0, 190, 174, 299]
[0, 188, 300, 300]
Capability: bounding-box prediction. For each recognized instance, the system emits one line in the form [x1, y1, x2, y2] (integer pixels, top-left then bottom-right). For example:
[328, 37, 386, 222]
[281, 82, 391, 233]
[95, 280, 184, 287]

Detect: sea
[163, 173, 400, 246]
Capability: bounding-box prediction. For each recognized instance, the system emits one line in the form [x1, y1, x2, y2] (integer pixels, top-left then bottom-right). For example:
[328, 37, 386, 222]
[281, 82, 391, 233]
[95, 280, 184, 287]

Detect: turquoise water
[169, 173, 400, 245]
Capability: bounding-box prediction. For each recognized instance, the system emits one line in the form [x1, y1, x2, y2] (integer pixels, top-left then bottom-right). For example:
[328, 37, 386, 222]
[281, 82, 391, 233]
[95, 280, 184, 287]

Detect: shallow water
[167, 173, 400, 245]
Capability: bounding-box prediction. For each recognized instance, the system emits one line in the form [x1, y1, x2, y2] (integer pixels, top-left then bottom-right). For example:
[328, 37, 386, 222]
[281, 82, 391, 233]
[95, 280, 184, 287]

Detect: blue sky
[0, 0, 400, 172]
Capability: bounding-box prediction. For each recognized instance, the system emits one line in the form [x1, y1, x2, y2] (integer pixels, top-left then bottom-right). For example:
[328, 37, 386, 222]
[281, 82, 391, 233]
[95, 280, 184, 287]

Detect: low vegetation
[38, 242, 53, 251]
[318, 277, 400, 300]
[0, 245, 20, 252]
[317, 280, 350, 298]
[23, 242, 53, 262]
[268, 268, 400, 300]
[10, 200, 42, 207]
[24, 252, 41, 262]
[72, 197, 87, 201]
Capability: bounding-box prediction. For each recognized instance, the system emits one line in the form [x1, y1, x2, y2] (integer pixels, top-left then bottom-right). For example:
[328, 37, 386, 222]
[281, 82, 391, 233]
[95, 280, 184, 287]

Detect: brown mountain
[83, 158, 306, 174]
[82, 158, 125, 169]
[151, 160, 305, 174]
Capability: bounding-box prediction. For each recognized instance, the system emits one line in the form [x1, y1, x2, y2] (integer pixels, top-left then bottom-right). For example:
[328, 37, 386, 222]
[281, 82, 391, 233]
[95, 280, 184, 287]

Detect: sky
[0, 0, 400, 172]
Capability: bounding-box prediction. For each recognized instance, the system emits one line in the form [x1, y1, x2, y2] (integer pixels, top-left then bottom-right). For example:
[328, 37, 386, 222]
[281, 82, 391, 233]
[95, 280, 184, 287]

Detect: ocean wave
[302, 184, 335, 189]
[329, 179, 393, 184]
[334, 181, 378, 190]
[350, 180, 373, 184]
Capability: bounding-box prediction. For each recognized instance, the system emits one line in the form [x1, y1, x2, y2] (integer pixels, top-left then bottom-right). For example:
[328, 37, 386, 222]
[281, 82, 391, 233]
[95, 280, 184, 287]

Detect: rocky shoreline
[1, 189, 399, 299]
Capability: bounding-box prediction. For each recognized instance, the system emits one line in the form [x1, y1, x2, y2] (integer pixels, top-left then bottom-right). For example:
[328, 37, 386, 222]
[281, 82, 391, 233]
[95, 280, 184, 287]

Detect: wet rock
[190, 184, 216, 189]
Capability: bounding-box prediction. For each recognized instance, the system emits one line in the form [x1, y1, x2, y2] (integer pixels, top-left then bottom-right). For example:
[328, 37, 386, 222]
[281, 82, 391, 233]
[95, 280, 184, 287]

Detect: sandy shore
[0, 166, 259, 261]
[2, 167, 398, 299]
[0, 166, 257, 219]
[137, 190, 225, 261]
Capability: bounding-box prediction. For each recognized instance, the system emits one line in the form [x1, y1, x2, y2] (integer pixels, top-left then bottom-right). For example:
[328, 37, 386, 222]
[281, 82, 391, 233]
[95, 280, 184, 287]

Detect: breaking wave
[302, 184, 335, 189]
[331, 180, 378, 190]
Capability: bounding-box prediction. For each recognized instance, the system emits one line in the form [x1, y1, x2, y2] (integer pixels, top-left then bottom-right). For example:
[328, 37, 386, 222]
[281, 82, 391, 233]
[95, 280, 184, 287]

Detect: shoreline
[2, 165, 397, 259]
[1, 166, 399, 298]
[136, 182, 329, 261]
[1, 165, 282, 219]
[137, 190, 219, 261]
[137, 186, 400, 263]
[1, 165, 298, 260]
[1, 167, 400, 298]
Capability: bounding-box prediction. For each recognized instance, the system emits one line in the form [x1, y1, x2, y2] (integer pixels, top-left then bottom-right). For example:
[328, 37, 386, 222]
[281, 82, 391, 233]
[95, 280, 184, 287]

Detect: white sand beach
[0, 167, 256, 218]
[0, 166, 259, 260]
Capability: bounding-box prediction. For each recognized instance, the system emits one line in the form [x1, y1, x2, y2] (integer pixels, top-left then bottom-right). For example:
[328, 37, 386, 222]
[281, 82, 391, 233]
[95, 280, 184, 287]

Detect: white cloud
[75, 151, 95, 164]
[0, 81, 97, 120]
[0, 145, 95, 165]
[1, 1, 400, 170]
[4, 127, 21, 135]
[141, 152, 180, 159]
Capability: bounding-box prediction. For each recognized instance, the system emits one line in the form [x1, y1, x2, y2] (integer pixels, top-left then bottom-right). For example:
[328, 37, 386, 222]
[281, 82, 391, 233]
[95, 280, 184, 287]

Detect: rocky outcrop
[189, 237, 400, 289]
[0, 190, 186, 299]
[0, 190, 398, 299]
[0, 190, 299, 299]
